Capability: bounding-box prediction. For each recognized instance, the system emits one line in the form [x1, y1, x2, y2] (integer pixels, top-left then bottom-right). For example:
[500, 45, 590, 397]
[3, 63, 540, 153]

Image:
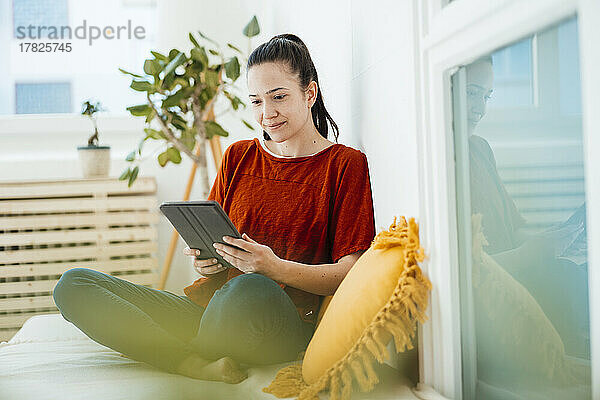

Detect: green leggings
[53, 268, 315, 374]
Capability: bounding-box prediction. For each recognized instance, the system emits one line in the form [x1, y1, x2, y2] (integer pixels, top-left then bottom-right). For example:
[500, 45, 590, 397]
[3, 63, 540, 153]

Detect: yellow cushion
[263, 216, 432, 400]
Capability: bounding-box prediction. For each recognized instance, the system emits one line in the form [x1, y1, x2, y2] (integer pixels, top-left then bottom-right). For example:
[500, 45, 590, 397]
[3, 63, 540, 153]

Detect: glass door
[451, 15, 590, 399]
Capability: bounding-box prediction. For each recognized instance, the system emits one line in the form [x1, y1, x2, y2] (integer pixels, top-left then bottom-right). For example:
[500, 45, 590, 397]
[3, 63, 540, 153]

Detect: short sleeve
[207, 144, 233, 205]
[329, 152, 376, 263]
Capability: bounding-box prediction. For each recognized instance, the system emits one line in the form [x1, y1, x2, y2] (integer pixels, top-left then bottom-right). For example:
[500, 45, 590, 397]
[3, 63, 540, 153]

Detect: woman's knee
[53, 268, 101, 310]
[218, 273, 284, 302]
[209, 273, 290, 317]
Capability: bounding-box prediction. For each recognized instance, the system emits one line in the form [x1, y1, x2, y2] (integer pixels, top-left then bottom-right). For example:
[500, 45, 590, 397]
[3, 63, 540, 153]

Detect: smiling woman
[181, 33, 376, 377]
[52, 33, 376, 386]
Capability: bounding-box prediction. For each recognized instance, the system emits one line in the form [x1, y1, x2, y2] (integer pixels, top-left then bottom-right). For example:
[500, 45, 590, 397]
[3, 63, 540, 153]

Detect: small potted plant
[77, 100, 111, 178]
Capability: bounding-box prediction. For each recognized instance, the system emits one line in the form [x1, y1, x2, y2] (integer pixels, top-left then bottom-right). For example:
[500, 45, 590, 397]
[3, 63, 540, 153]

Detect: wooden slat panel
[0, 177, 157, 199]
[0, 226, 157, 247]
[1, 295, 55, 311]
[0, 272, 159, 297]
[0, 211, 159, 230]
[0, 257, 159, 279]
[1, 240, 157, 265]
[498, 164, 584, 181]
[0, 328, 20, 342]
[504, 180, 584, 196]
[0, 177, 159, 336]
[0, 195, 157, 214]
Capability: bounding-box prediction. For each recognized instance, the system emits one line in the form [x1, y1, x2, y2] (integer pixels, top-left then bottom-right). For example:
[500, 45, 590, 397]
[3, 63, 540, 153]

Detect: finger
[221, 236, 253, 252]
[194, 257, 219, 267]
[216, 250, 242, 269]
[243, 233, 258, 243]
[215, 245, 247, 262]
[199, 264, 224, 274]
[201, 264, 226, 275]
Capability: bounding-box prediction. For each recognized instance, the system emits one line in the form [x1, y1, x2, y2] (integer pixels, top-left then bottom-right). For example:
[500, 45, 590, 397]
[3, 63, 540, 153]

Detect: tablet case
[159, 200, 243, 269]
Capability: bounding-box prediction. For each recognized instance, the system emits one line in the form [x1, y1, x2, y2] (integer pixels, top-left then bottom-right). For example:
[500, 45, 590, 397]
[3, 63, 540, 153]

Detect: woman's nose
[262, 102, 278, 119]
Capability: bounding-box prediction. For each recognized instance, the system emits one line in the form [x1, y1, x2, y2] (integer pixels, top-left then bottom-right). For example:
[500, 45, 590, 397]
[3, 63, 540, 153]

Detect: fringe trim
[262, 216, 432, 400]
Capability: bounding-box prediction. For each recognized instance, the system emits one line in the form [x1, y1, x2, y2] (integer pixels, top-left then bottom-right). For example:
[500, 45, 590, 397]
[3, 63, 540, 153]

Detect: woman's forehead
[247, 63, 298, 94]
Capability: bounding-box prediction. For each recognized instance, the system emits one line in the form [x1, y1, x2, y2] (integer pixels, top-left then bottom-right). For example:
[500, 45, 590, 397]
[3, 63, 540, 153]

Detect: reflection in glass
[452, 15, 590, 400]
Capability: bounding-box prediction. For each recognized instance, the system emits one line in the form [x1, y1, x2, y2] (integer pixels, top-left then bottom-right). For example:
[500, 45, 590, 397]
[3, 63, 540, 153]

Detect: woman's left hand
[214, 233, 282, 277]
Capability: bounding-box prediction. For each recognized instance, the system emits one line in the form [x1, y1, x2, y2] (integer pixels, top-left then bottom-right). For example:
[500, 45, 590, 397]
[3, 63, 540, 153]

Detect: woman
[52, 34, 375, 385]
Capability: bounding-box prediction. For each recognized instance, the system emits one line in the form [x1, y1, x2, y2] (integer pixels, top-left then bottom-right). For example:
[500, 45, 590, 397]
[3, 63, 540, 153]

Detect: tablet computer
[159, 200, 243, 269]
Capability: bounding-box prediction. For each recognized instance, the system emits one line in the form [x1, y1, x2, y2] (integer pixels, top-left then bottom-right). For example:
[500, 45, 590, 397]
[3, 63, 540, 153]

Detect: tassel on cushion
[262, 217, 432, 400]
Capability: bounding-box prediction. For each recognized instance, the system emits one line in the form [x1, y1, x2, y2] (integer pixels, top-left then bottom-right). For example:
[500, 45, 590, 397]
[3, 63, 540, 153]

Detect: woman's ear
[306, 81, 318, 108]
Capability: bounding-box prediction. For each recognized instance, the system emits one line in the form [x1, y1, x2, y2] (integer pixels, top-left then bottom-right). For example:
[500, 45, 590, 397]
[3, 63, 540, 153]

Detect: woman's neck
[265, 122, 332, 157]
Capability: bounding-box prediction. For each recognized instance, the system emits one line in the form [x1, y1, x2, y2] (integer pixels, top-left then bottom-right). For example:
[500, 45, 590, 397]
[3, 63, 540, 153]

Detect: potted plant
[117, 16, 260, 191]
[77, 100, 110, 178]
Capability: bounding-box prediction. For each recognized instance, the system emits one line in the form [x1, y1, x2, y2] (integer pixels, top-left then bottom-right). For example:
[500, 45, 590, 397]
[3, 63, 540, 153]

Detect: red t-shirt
[183, 137, 375, 326]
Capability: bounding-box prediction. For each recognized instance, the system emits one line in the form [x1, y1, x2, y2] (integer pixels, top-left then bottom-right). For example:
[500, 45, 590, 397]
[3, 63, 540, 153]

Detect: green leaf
[241, 119, 255, 130]
[158, 150, 169, 167]
[166, 112, 188, 131]
[243, 16, 260, 38]
[227, 43, 243, 54]
[163, 52, 187, 77]
[118, 168, 131, 180]
[143, 59, 162, 76]
[125, 150, 136, 161]
[127, 104, 152, 116]
[181, 128, 196, 151]
[190, 47, 209, 68]
[151, 51, 168, 61]
[224, 56, 240, 81]
[128, 165, 139, 187]
[130, 80, 155, 92]
[162, 88, 187, 108]
[208, 49, 219, 56]
[145, 109, 155, 124]
[167, 147, 182, 164]
[168, 49, 181, 61]
[204, 120, 228, 138]
[189, 32, 200, 48]
[144, 128, 166, 140]
[118, 68, 143, 78]
[204, 69, 220, 97]
[197, 30, 219, 47]
[138, 136, 145, 156]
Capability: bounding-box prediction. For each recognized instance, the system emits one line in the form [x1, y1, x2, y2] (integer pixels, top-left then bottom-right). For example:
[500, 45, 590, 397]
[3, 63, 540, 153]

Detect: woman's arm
[271, 251, 365, 296]
[214, 235, 366, 296]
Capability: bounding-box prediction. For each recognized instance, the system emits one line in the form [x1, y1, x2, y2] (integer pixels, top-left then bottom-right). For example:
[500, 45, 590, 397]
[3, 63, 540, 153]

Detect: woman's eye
[251, 100, 261, 105]
[274, 94, 286, 100]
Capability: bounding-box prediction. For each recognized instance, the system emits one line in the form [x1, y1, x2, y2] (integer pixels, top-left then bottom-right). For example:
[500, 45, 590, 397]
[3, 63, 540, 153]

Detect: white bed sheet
[0, 314, 420, 400]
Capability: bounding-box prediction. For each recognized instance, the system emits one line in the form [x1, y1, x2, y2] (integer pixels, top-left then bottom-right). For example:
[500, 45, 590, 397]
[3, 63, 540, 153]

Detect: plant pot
[77, 145, 111, 178]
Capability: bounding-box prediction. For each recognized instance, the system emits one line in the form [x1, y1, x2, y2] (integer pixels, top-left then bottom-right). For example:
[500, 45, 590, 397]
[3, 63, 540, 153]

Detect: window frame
[415, 0, 600, 398]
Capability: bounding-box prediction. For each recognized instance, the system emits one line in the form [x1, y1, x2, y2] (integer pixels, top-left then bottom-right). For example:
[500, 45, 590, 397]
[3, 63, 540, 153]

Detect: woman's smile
[265, 121, 286, 130]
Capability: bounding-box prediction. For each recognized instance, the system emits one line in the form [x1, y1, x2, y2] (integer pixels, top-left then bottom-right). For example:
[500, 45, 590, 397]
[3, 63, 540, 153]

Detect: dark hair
[246, 33, 339, 142]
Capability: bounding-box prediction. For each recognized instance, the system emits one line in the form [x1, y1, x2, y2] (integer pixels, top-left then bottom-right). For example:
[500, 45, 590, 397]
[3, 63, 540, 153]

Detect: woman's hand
[213, 233, 282, 278]
[183, 246, 227, 276]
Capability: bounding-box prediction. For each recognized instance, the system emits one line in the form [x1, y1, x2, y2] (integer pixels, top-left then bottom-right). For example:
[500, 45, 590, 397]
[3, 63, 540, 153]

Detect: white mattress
[0, 314, 421, 400]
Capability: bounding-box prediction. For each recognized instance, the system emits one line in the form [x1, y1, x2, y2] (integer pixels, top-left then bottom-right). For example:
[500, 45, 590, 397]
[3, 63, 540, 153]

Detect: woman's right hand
[184, 246, 227, 276]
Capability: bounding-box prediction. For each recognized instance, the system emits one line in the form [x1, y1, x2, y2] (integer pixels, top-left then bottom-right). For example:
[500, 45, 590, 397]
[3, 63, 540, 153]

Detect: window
[451, 15, 589, 399]
[2, 0, 156, 115]
[12, 0, 68, 38]
[15, 82, 72, 114]
[487, 37, 534, 109]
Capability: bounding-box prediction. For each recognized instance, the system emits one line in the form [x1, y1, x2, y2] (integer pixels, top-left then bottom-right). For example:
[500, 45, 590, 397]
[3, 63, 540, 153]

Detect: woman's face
[247, 62, 317, 142]
[466, 59, 494, 131]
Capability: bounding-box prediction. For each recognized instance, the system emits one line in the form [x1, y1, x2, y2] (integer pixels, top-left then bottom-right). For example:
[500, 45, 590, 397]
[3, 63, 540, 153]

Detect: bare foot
[177, 354, 248, 384]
